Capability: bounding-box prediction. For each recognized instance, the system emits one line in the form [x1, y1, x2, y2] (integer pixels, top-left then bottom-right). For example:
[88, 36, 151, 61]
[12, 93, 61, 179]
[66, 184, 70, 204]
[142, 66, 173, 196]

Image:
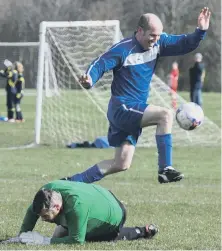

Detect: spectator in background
[0, 60, 25, 122]
[168, 62, 179, 109]
[189, 53, 205, 106]
[0, 59, 18, 122]
[14, 61, 25, 122]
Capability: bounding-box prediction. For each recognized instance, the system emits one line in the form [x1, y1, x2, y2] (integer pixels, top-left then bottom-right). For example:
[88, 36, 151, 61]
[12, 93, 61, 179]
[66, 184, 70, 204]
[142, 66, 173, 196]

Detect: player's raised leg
[140, 104, 184, 183]
[62, 142, 135, 183]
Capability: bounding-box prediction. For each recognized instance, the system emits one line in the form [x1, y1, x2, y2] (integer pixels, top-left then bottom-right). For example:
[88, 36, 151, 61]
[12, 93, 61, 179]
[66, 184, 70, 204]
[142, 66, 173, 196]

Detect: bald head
[137, 13, 163, 32]
[136, 13, 163, 50]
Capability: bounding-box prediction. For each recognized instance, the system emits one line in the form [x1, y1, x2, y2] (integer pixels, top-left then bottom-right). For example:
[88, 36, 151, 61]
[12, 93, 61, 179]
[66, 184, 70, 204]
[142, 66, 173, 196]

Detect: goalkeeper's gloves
[19, 231, 51, 245]
[16, 93, 22, 99]
[79, 74, 92, 89]
[1, 236, 21, 244]
[4, 59, 13, 68]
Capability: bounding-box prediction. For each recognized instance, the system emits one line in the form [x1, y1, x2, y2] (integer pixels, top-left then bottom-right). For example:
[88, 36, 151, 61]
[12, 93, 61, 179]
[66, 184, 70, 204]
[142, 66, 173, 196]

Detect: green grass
[0, 90, 220, 148]
[0, 90, 221, 250]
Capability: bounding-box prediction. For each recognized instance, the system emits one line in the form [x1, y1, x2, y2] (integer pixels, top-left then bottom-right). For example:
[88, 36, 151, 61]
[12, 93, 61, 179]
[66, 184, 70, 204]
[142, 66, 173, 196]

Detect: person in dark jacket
[189, 53, 205, 106]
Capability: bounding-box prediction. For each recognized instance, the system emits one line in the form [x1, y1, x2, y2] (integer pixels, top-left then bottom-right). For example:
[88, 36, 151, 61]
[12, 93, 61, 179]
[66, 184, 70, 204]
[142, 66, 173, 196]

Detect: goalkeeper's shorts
[107, 101, 148, 147]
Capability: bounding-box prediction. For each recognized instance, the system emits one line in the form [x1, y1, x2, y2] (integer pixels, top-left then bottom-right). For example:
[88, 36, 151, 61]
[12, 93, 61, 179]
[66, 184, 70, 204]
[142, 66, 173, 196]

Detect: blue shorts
[107, 101, 148, 147]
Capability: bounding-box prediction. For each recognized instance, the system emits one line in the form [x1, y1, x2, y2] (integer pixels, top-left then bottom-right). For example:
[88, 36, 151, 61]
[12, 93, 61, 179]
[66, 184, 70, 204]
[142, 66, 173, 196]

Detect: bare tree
[0, 0, 220, 91]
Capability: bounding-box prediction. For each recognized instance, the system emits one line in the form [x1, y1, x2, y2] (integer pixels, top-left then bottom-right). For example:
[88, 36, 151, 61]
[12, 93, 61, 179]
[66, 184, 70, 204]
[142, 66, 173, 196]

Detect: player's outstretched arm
[19, 205, 40, 233]
[159, 7, 211, 57]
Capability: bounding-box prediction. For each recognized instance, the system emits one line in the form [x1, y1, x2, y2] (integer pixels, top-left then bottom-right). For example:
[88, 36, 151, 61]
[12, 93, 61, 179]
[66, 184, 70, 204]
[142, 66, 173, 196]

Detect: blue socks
[69, 164, 104, 183]
[156, 134, 172, 171]
[68, 135, 172, 181]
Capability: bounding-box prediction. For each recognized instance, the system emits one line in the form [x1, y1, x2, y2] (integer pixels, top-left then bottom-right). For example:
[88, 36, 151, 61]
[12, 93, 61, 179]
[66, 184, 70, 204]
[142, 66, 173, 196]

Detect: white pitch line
[0, 142, 36, 150]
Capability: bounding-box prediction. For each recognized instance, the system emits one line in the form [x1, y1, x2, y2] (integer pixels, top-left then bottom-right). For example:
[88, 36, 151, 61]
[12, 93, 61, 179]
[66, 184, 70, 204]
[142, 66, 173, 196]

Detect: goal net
[36, 21, 220, 147]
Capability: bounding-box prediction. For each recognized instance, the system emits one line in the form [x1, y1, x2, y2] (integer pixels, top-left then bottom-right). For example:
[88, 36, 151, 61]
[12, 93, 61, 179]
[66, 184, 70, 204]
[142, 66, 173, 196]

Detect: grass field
[0, 91, 221, 250]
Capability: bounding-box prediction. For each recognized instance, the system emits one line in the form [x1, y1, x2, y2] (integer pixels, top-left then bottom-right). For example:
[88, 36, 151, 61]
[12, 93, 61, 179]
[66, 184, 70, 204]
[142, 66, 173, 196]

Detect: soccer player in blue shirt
[64, 7, 211, 184]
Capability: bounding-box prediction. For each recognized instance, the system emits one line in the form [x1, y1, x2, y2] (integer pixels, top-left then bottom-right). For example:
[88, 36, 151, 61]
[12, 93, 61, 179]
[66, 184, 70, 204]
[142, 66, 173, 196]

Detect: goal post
[34, 20, 221, 148]
[35, 20, 121, 145]
[35, 22, 47, 145]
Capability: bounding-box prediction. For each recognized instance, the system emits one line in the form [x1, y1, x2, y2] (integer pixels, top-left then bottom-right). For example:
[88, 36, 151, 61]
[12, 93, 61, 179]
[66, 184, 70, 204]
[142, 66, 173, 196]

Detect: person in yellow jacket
[14, 61, 25, 122]
[0, 60, 18, 122]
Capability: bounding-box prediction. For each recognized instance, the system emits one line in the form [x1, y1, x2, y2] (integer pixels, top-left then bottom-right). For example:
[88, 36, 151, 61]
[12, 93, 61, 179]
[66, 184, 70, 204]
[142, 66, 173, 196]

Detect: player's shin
[62, 164, 104, 183]
[16, 111, 23, 120]
[16, 104, 23, 120]
[8, 108, 14, 120]
[155, 134, 172, 171]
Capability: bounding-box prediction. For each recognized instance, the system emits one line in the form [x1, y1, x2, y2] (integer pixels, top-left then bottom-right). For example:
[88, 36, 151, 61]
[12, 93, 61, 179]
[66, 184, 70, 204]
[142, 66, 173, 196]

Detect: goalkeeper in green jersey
[1, 180, 158, 245]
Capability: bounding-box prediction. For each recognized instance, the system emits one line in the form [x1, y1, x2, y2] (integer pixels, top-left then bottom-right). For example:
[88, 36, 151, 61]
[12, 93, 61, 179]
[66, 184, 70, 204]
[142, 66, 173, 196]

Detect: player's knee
[160, 108, 173, 124]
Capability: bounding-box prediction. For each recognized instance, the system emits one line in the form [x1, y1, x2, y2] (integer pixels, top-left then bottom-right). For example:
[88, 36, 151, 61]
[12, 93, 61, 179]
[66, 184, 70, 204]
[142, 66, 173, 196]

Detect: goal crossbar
[40, 20, 120, 28]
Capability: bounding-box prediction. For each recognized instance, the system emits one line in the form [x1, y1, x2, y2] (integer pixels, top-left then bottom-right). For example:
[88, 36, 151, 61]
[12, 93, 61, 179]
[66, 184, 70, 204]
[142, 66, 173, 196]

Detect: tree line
[0, 0, 220, 91]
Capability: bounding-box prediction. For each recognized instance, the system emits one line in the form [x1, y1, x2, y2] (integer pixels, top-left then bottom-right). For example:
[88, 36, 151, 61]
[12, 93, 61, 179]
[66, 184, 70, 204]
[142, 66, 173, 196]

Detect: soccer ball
[175, 102, 204, 130]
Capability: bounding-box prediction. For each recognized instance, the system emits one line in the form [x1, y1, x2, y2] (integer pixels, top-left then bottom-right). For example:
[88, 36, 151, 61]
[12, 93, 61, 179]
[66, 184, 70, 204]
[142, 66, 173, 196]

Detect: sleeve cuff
[195, 28, 207, 39]
[88, 72, 96, 87]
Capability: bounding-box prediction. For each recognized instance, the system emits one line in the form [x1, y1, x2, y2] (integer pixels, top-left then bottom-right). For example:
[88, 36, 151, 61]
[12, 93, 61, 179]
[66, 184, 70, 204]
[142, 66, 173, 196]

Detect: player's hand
[4, 59, 13, 68]
[16, 93, 22, 99]
[79, 74, 92, 89]
[19, 231, 51, 245]
[1, 236, 21, 244]
[198, 7, 211, 30]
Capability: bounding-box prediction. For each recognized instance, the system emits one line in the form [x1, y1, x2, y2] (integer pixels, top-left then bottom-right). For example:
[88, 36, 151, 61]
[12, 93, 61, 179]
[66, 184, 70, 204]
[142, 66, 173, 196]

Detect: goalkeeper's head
[32, 189, 62, 222]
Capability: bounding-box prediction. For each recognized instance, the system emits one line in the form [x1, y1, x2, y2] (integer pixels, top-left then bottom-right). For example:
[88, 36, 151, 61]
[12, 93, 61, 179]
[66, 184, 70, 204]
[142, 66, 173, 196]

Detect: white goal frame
[35, 20, 121, 145]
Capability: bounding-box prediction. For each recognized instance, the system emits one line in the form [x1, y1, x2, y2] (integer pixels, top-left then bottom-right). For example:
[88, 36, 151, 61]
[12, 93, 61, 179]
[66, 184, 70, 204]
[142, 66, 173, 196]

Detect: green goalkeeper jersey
[20, 180, 123, 244]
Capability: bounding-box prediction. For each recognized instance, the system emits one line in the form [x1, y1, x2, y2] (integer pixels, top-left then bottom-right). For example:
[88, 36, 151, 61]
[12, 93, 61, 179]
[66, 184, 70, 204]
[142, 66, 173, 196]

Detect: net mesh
[41, 23, 220, 147]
